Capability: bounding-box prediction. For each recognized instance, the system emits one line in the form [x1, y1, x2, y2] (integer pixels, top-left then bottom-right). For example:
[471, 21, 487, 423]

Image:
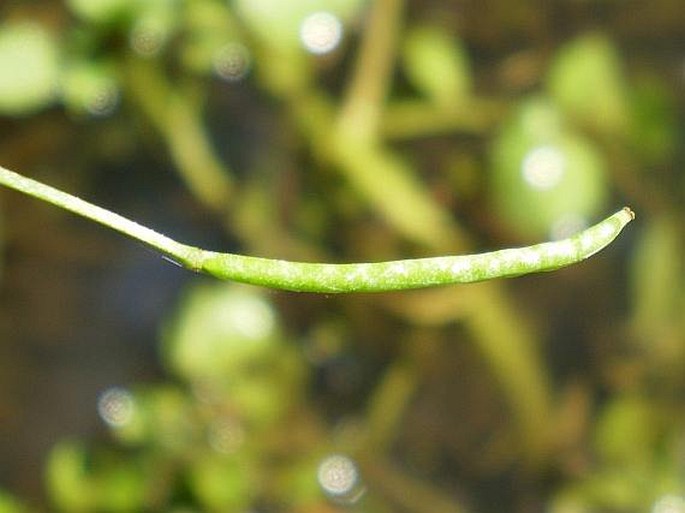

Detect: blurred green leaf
[580, 467, 652, 511]
[277, 456, 324, 508]
[164, 283, 306, 429]
[234, 0, 364, 50]
[120, 387, 197, 453]
[180, 1, 245, 75]
[491, 97, 608, 237]
[631, 215, 681, 333]
[128, 0, 180, 57]
[47, 442, 149, 512]
[229, 371, 293, 427]
[0, 22, 59, 116]
[629, 76, 678, 164]
[46, 441, 94, 512]
[0, 491, 24, 513]
[402, 26, 472, 106]
[547, 33, 630, 135]
[67, 0, 136, 23]
[629, 214, 685, 370]
[95, 460, 146, 512]
[60, 62, 119, 116]
[164, 284, 281, 381]
[594, 395, 657, 467]
[189, 453, 254, 511]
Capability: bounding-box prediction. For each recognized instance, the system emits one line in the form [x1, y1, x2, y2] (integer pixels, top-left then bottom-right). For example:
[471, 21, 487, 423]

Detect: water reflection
[317, 454, 365, 504]
[652, 495, 685, 513]
[300, 12, 343, 55]
[97, 387, 135, 428]
[213, 43, 251, 82]
[521, 145, 566, 191]
[207, 417, 245, 455]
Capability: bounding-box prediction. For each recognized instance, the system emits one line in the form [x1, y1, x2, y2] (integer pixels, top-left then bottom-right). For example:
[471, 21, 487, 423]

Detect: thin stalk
[0, 165, 203, 269]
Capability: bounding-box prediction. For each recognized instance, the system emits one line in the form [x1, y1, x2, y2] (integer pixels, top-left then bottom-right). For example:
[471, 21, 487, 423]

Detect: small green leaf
[180, 1, 244, 75]
[628, 76, 678, 164]
[189, 454, 254, 511]
[594, 395, 656, 466]
[0, 491, 24, 513]
[547, 33, 629, 135]
[234, 0, 364, 50]
[630, 214, 683, 364]
[0, 22, 59, 116]
[126, 387, 196, 453]
[402, 26, 472, 106]
[128, 0, 180, 57]
[46, 441, 94, 512]
[95, 460, 146, 512]
[67, 0, 135, 23]
[164, 284, 281, 381]
[60, 62, 119, 116]
[491, 97, 608, 238]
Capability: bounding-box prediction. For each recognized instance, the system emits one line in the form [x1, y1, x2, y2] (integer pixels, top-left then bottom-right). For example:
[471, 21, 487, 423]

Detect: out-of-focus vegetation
[0, 1, 683, 512]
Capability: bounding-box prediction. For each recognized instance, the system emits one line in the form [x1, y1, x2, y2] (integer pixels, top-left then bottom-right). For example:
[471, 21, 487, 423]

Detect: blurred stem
[381, 98, 508, 140]
[333, 143, 465, 249]
[364, 354, 419, 453]
[466, 285, 552, 464]
[331, 0, 466, 249]
[337, 0, 405, 142]
[362, 285, 552, 466]
[123, 57, 233, 212]
[0, 164, 198, 265]
[360, 457, 468, 513]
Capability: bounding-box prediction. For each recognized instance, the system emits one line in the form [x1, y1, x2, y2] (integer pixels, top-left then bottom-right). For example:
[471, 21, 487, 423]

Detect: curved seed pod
[0, 165, 634, 294]
[198, 208, 635, 292]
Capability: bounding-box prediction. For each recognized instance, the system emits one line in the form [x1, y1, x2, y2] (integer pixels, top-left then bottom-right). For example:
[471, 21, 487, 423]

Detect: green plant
[2, 2, 682, 512]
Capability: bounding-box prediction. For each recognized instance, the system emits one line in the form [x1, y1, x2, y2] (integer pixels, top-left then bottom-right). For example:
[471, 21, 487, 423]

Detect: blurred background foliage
[0, 0, 683, 512]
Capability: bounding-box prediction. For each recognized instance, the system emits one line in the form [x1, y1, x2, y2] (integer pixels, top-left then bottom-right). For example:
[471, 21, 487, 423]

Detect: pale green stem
[0, 165, 204, 269]
[123, 57, 233, 212]
[360, 457, 468, 513]
[337, 0, 404, 141]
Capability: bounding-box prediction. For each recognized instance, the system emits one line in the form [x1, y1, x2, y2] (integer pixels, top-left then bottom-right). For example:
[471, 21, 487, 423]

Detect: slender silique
[0, 164, 634, 293]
